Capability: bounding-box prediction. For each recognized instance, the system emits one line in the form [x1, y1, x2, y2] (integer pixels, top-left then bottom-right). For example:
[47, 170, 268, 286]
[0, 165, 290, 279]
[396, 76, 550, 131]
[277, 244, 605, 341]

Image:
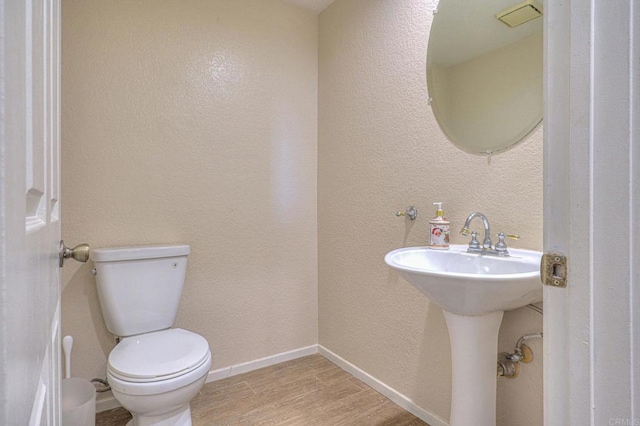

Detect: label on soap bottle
[429, 223, 450, 249]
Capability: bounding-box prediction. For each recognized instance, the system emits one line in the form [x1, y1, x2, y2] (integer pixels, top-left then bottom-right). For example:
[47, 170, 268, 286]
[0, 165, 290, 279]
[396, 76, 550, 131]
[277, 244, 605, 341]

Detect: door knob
[59, 240, 91, 267]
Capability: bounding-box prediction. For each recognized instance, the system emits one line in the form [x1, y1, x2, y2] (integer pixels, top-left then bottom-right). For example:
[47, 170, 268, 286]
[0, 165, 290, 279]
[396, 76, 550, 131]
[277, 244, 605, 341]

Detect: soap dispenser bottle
[428, 202, 450, 250]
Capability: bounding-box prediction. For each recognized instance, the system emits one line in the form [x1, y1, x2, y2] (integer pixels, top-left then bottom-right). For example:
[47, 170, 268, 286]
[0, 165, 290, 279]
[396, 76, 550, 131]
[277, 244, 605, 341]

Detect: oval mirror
[427, 0, 543, 155]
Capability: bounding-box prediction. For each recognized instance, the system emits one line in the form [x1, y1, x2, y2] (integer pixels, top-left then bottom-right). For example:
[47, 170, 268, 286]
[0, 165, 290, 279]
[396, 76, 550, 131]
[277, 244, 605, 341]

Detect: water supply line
[91, 377, 111, 393]
[510, 333, 543, 362]
[89, 335, 120, 393]
[497, 332, 543, 378]
[526, 303, 543, 314]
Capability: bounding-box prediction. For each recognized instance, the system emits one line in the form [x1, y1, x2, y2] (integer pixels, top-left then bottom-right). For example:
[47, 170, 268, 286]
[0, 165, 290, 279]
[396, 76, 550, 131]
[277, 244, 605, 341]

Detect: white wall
[61, 0, 318, 404]
[318, 1, 543, 424]
[61, 0, 544, 423]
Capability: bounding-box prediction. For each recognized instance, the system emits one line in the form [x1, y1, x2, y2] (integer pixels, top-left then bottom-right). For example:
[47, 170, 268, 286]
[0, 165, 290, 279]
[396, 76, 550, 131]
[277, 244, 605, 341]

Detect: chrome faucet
[460, 212, 519, 257]
[460, 212, 492, 250]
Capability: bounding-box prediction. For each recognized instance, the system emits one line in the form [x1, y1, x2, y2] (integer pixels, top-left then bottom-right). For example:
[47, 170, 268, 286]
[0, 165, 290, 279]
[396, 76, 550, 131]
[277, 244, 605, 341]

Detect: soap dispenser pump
[429, 202, 450, 250]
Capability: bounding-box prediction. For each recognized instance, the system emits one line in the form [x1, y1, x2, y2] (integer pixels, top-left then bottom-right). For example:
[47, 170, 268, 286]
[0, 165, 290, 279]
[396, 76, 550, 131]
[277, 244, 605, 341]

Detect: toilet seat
[109, 328, 209, 382]
[107, 350, 211, 396]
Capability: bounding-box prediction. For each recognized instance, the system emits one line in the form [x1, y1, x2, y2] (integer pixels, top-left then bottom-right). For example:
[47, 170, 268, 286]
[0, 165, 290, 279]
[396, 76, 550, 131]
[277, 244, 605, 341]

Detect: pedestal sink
[384, 245, 542, 426]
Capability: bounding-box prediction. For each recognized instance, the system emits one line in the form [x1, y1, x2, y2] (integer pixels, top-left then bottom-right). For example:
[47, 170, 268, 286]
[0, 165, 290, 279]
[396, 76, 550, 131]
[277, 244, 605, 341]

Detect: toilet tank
[92, 245, 190, 337]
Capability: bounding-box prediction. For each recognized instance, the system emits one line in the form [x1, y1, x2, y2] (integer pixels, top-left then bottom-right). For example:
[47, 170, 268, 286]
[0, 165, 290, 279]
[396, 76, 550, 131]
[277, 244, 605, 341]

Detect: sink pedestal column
[443, 310, 504, 426]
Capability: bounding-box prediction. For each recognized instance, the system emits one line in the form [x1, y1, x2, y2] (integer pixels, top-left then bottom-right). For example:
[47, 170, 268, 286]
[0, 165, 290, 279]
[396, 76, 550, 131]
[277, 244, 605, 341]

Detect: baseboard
[97, 343, 449, 426]
[205, 344, 318, 382]
[96, 391, 121, 414]
[96, 344, 319, 413]
[318, 345, 449, 426]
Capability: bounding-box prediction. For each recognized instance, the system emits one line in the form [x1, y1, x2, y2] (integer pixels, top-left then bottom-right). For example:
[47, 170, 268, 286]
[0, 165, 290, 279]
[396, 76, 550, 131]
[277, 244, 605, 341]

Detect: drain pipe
[497, 332, 543, 378]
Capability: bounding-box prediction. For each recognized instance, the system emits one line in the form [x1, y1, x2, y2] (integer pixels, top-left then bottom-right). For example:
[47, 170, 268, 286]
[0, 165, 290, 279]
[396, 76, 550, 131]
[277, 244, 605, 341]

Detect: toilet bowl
[107, 329, 211, 426]
[92, 245, 211, 426]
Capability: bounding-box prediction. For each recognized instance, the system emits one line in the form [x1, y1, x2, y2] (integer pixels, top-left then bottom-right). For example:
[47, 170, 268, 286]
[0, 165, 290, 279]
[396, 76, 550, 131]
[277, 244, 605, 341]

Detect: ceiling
[281, 0, 335, 14]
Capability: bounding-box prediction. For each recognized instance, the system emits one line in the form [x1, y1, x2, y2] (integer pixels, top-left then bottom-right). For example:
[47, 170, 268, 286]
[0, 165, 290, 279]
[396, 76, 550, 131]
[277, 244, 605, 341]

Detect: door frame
[544, 0, 639, 424]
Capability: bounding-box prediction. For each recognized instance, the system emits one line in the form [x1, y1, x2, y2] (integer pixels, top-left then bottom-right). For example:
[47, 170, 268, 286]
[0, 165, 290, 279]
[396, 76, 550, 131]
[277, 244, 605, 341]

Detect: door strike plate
[540, 253, 567, 288]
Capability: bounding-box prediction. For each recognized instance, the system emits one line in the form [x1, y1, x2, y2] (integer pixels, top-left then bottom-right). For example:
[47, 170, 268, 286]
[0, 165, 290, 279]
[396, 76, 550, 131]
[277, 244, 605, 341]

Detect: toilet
[92, 245, 211, 426]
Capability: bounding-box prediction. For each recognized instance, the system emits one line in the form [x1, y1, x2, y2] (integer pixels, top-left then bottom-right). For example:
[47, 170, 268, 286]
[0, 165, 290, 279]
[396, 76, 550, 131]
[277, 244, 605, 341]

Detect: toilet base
[110, 361, 209, 426]
[126, 404, 192, 426]
[109, 350, 211, 426]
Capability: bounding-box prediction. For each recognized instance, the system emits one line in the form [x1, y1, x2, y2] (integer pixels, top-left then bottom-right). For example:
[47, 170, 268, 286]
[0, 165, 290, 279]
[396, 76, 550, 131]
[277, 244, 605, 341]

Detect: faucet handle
[495, 232, 518, 256]
[495, 233, 520, 241]
[468, 230, 481, 251]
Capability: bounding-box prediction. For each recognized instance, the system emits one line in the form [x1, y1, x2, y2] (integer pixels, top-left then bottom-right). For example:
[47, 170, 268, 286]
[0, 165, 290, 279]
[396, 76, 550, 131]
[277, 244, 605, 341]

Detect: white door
[0, 0, 62, 424]
[544, 0, 640, 424]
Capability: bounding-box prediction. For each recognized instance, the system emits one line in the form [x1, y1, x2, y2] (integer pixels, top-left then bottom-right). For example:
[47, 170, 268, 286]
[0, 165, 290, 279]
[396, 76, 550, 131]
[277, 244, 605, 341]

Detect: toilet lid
[108, 328, 210, 380]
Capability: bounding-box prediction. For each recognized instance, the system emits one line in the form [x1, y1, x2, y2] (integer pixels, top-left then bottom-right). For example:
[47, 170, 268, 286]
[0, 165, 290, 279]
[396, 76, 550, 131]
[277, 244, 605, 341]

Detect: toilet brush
[62, 335, 73, 379]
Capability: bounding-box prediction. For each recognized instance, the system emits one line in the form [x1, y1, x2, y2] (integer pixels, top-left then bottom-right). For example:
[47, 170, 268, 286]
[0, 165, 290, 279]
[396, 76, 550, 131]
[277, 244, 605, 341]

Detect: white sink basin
[385, 244, 543, 425]
[384, 245, 542, 316]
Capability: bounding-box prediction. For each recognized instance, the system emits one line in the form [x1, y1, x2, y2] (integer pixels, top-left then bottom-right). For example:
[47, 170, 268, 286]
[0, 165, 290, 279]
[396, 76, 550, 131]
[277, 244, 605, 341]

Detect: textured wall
[61, 0, 318, 404]
[318, 1, 543, 424]
[62, 0, 543, 422]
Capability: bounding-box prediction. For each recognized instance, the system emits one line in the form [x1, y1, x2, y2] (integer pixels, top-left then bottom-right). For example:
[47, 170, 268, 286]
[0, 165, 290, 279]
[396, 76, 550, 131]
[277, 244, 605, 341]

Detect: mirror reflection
[427, 0, 543, 155]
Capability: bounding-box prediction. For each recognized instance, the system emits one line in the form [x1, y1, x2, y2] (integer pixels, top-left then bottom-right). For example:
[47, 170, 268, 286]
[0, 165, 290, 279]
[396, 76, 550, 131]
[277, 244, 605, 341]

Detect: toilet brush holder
[61, 377, 95, 426]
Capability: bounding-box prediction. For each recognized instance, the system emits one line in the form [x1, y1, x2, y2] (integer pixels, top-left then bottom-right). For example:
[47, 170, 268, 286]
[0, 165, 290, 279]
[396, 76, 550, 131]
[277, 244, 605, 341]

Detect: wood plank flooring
[96, 354, 429, 425]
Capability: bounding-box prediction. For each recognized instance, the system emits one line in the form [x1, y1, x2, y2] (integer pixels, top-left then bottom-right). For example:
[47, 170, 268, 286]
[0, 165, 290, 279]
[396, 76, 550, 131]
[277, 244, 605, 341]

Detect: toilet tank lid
[92, 245, 190, 262]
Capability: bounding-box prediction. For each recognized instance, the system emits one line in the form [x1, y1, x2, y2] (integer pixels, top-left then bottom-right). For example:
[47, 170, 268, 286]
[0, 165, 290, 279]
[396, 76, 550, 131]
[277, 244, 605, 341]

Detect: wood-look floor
[96, 354, 429, 425]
